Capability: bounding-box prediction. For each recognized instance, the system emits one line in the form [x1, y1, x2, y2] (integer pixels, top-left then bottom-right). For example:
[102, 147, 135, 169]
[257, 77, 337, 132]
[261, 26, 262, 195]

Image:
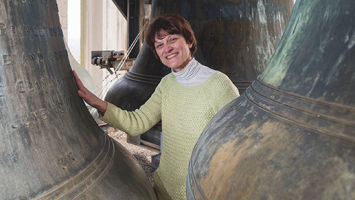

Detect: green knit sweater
[102, 71, 239, 200]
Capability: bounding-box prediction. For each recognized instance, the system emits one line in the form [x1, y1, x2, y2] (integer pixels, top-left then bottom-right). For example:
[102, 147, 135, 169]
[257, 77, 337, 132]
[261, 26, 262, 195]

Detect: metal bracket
[91, 50, 125, 74]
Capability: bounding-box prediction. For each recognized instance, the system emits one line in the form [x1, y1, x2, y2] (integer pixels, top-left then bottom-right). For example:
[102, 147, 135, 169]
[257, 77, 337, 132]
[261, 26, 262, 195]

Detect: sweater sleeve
[100, 81, 163, 136]
[209, 72, 240, 113]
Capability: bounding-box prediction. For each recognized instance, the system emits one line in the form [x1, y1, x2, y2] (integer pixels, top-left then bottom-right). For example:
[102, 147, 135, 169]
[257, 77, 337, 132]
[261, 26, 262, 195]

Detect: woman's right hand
[73, 70, 107, 115]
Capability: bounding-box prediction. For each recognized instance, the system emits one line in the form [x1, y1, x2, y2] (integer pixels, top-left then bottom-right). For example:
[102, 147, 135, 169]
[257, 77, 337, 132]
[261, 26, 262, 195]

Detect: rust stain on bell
[199, 121, 285, 199]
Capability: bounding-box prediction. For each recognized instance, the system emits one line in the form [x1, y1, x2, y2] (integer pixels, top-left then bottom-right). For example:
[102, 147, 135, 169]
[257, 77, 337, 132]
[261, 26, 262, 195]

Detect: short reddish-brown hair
[145, 14, 197, 58]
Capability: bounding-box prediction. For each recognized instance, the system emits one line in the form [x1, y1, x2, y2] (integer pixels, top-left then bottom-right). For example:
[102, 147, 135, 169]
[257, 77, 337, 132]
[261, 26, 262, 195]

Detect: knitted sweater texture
[102, 70, 239, 200]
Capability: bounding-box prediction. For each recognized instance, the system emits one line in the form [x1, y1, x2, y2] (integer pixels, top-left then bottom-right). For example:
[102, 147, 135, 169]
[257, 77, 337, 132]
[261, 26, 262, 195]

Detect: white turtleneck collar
[171, 58, 216, 86]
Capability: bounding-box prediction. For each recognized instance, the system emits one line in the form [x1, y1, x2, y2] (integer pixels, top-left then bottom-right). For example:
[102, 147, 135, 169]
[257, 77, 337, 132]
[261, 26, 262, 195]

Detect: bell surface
[0, 1, 155, 199]
[188, 0, 355, 199]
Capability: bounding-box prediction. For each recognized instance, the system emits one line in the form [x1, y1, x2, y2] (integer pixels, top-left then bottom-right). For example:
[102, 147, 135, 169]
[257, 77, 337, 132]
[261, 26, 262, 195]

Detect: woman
[74, 14, 239, 200]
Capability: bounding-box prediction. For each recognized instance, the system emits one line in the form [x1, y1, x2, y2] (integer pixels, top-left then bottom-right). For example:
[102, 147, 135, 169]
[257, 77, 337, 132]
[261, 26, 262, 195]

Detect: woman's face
[154, 30, 192, 72]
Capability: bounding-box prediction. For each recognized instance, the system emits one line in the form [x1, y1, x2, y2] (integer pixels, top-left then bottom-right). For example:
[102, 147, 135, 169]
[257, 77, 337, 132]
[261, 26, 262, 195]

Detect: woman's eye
[167, 37, 177, 44]
[155, 44, 163, 49]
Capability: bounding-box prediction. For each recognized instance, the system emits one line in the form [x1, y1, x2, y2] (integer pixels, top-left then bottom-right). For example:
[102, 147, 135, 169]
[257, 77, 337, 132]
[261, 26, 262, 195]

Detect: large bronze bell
[187, 0, 355, 199]
[0, 1, 155, 199]
[105, 0, 292, 145]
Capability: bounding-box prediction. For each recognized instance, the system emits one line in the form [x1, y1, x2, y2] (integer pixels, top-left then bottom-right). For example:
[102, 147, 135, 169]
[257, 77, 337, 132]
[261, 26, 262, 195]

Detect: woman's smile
[154, 30, 192, 72]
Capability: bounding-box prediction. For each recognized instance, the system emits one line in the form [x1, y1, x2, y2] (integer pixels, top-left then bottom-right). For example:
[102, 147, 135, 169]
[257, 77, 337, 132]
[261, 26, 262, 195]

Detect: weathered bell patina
[187, 0, 355, 199]
[0, 1, 155, 199]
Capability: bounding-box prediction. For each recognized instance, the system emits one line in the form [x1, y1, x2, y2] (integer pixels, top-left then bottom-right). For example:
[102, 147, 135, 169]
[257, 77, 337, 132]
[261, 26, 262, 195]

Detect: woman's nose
[163, 44, 173, 53]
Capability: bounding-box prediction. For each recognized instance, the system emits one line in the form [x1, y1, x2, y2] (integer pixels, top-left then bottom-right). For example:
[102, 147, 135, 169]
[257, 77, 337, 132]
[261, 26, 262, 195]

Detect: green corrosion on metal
[260, 1, 313, 87]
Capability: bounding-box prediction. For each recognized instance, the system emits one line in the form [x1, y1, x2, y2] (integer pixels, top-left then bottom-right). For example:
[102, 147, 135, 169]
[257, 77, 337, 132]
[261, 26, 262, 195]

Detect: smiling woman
[74, 14, 239, 200]
[145, 15, 197, 72]
[153, 32, 192, 72]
